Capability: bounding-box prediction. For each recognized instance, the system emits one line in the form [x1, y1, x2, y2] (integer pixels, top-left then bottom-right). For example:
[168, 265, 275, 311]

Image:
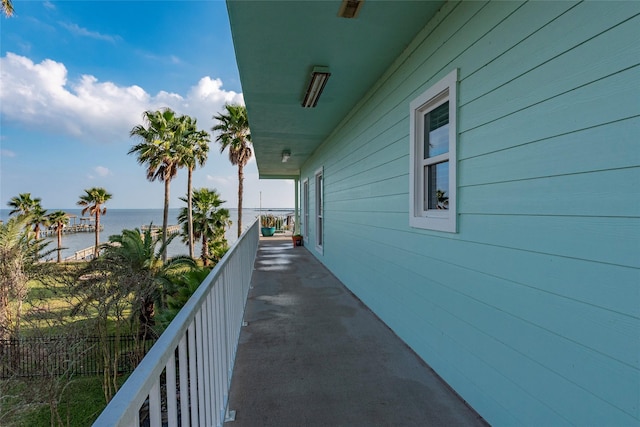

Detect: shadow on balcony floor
[226, 236, 488, 426]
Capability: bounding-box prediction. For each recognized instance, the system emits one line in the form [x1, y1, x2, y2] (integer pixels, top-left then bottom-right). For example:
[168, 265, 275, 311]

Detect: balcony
[94, 219, 486, 426]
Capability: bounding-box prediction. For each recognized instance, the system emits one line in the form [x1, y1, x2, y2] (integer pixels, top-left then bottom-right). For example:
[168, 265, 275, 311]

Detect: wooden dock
[140, 224, 181, 237]
[40, 214, 102, 238]
[40, 224, 103, 237]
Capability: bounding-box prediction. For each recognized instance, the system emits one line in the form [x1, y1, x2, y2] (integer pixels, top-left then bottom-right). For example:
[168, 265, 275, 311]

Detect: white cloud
[94, 166, 111, 177]
[0, 53, 243, 144]
[0, 149, 16, 158]
[181, 76, 244, 127]
[59, 22, 120, 43]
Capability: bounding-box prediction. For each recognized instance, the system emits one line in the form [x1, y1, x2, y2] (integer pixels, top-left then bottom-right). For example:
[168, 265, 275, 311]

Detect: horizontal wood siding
[300, 1, 640, 425]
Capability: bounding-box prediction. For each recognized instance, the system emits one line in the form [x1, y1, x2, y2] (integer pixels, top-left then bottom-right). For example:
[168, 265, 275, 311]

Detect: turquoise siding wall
[300, 1, 639, 425]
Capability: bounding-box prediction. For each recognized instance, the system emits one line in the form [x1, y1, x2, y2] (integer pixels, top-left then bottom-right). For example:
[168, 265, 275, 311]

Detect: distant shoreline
[0, 208, 293, 261]
[0, 207, 295, 213]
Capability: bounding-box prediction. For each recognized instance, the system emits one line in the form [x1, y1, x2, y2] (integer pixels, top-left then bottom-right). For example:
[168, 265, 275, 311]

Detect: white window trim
[302, 177, 309, 240]
[409, 68, 458, 233]
[315, 167, 324, 254]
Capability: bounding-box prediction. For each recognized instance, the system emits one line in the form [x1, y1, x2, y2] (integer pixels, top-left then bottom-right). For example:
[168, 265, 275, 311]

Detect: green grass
[15, 264, 135, 337]
[1, 375, 128, 427]
[1, 263, 139, 426]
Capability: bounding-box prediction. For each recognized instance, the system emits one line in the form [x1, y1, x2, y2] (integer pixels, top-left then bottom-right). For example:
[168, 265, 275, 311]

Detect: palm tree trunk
[34, 224, 41, 259]
[237, 164, 243, 238]
[94, 212, 100, 258]
[139, 297, 155, 339]
[0, 284, 8, 340]
[57, 228, 62, 263]
[187, 168, 194, 259]
[162, 177, 170, 263]
[201, 234, 209, 266]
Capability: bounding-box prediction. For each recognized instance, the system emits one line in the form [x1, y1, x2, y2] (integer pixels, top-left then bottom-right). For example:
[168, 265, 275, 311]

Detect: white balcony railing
[93, 218, 259, 427]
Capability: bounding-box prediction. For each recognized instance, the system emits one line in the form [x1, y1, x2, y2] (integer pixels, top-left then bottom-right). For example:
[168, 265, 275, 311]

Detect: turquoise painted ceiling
[226, 0, 445, 178]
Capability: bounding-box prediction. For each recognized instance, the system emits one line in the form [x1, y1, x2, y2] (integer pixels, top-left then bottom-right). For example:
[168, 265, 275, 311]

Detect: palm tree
[47, 211, 69, 262]
[129, 108, 182, 262]
[77, 187, 112, 258]
[436, 189, 449, 210]
[29, 205, 49, 241]
[157, 267, 211, 328]
[1, 0, 14, 17]
[178, 188, 230, 266]
[0, 216, 50, 339]
[7, 193, 48, 240]
[94, 227, 194, 338]
[212, 104, 252, 238]
[175, 115, 210, 259]
[7, 193, 41, 217]
[74, 227, 194, 398]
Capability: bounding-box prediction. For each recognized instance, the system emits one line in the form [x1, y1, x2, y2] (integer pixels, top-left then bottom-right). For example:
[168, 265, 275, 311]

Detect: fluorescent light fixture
[282, 150, 291, 163]
[301, 66, 331, 108]
[338, 0, 364, 18]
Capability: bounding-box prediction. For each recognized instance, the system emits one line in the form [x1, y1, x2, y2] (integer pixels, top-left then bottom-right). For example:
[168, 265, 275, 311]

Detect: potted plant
[292, 234, 303, 247]
[261, 214, 277, 237]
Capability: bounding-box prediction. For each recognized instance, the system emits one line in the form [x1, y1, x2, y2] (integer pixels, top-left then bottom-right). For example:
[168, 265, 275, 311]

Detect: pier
[140, 224, 181, 237]
[40, 214, 103, 238]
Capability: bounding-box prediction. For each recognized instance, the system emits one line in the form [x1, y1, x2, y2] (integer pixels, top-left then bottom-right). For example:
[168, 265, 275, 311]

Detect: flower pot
[261, 227, 276, 237]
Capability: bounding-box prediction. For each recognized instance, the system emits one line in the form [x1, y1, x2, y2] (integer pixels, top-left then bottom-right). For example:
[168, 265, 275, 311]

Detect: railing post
[178, 335, 190, 427]
[188, 322, 198, 425]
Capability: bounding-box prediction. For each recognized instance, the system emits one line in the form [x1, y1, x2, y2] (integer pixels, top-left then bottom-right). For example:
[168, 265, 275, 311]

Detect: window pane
[303, 181, 309, 236]
[424, 101, 449, 158]
[316, 172, 323, 247]
[424, 161, 449, 210]
[318, 175, 323, 213]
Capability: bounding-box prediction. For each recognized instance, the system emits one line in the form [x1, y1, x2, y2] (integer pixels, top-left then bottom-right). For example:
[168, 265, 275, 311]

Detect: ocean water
[0, 208, 290, 261]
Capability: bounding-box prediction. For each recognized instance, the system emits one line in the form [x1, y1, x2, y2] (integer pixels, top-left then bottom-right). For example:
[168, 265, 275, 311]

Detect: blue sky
[0, 0, 294, 209]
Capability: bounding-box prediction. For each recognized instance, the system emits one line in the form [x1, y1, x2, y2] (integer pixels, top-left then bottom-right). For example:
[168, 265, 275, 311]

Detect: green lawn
[1, 264, 139, 426]
[1, 375, 128, 427]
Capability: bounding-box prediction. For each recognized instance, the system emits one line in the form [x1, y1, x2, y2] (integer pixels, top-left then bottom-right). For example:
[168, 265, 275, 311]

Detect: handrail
[93, 218, 259, 427]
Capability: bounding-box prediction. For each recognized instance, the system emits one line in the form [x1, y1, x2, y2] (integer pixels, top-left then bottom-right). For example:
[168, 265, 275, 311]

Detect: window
[409, 69, 458, 232]
[315, 168, 323, 251]
[303, 178, 309, 238]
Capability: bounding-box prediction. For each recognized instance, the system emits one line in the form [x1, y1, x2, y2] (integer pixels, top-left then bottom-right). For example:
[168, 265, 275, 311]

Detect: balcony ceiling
[226, 0, 445, 179]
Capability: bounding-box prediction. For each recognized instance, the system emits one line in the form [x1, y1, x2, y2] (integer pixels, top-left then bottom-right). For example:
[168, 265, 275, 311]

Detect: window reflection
[424, 101, 449, 158]
[424, 161, 449, 210]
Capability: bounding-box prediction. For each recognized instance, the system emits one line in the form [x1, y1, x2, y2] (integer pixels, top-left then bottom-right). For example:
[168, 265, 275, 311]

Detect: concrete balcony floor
[226, 235, 488, 426]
